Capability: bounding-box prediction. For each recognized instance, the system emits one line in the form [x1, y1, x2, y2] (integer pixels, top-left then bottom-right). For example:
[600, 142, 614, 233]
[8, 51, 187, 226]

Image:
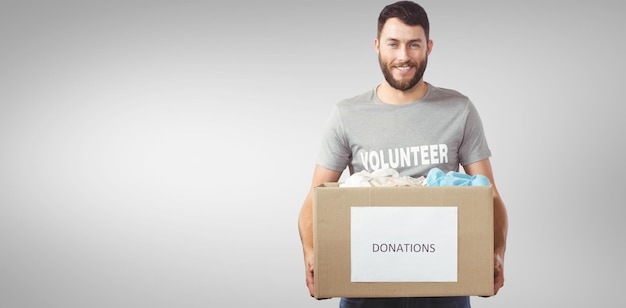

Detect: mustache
[391, 61, 417, 67]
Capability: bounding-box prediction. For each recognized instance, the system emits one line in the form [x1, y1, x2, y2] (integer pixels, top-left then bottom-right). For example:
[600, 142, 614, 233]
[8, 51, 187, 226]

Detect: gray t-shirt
[317, 83, 491, 178]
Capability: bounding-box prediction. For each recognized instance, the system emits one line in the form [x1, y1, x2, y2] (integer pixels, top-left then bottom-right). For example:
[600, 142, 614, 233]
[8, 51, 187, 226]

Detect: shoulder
[336, 88, 376, 109]
[426, 84, 470, 103]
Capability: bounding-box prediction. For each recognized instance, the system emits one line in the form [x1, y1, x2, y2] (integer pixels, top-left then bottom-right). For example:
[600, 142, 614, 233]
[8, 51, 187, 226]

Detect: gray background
[1, 0, 624, 307]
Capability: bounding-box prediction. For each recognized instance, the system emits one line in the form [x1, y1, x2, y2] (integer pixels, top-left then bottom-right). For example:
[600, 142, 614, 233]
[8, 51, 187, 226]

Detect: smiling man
[297, 1, 508, 307]
[376, 15, 431, 96]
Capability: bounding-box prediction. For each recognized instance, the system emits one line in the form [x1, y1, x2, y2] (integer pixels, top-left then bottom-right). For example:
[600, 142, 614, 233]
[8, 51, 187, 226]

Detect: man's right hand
[304, 253, 315, 297]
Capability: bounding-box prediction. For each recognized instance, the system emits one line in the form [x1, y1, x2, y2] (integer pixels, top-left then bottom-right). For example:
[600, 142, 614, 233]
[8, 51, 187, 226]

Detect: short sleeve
[316, 105, 351, 172]
[459, 101, 491, 166]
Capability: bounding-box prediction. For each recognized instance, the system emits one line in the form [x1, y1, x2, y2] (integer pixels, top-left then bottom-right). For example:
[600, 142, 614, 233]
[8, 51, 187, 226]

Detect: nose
[396, 45, 409, 62]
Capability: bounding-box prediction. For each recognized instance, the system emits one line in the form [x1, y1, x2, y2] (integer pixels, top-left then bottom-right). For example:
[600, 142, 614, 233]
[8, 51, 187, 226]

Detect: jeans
[339, 296, 470, 308]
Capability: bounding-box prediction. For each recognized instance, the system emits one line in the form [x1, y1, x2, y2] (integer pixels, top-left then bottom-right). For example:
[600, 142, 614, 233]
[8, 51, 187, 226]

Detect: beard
[379, 55, 428, 91]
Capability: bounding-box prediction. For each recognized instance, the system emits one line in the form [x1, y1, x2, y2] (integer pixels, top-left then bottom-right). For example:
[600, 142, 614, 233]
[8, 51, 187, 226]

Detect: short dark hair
[377, 1, 430, 39]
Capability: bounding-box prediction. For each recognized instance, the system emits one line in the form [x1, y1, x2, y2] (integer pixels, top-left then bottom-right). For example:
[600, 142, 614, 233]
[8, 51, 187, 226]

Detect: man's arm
[463, 158, 508, 295]
[298, 165, 343, 298]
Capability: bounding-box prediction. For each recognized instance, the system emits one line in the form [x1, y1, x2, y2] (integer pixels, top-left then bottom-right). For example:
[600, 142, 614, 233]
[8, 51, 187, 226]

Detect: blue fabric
[425, 168, 490, 187]
[340, 296, 470, 308]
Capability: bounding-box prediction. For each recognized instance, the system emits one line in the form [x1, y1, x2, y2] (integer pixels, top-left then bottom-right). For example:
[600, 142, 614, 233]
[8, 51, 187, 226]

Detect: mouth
[395, 66, 412, 71]
[393, 65, 414, 76]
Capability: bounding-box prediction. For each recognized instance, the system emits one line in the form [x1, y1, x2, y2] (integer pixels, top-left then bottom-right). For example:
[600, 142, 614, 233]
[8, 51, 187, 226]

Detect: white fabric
[340, 168, 426, 187]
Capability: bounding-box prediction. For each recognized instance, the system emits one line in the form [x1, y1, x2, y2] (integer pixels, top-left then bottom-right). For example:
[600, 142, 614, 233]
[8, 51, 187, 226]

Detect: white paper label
[351, 206, 458, 282]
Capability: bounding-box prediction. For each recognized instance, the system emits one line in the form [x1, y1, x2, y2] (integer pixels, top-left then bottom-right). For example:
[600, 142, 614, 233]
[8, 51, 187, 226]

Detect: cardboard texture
[313, 183, 494, 299]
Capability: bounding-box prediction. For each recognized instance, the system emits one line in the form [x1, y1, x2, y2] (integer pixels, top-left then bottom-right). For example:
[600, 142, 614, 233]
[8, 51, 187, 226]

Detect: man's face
[375, 18, 432, 91]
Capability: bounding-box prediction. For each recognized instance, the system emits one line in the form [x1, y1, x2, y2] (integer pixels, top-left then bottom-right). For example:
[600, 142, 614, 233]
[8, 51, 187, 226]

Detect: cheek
[379, 52, 395, 64]
[408, 50, 424, 59]
[377, 54, 389, 65]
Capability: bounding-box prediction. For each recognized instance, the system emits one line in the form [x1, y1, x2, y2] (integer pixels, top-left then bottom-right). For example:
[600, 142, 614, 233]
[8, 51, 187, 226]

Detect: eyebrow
[385, 37, 424, 43]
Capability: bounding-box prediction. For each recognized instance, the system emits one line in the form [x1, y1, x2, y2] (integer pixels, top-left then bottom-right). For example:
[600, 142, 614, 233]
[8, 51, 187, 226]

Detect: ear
[426, 39, 434, 56]
[374, 38, 380, 54]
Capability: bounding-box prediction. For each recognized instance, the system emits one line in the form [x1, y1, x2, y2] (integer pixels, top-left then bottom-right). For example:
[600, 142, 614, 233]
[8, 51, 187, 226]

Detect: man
[297, 1, 508, 307]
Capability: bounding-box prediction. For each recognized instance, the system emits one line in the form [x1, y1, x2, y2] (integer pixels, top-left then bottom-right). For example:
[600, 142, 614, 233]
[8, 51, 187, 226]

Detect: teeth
[397, 66, 411, 71]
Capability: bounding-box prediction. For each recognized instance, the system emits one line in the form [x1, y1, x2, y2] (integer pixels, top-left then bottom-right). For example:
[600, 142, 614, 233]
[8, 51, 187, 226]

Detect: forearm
[493, 191, 508, 257]
[462, 159, 508, 256]
[298, 192, 314, 256]
[298, 190, 317, 297]
[298, 166, 343, 257]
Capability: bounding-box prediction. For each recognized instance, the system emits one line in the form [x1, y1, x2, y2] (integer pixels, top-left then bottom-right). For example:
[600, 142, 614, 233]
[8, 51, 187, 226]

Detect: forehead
[380, 17, 427, 41]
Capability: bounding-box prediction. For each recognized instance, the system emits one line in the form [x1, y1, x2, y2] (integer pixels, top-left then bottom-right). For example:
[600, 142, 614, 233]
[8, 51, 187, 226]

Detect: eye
[410, 43, 421, 49]
[388, 43, 398, 48]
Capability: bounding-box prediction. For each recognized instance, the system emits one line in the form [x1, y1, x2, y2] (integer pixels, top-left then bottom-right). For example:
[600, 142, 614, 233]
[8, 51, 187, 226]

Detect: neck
[376, 80, 428, 105]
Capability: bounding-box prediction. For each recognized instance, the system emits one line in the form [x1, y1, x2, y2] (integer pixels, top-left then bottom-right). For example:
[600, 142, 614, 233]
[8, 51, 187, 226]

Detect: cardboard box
[313, 183, 494, 299]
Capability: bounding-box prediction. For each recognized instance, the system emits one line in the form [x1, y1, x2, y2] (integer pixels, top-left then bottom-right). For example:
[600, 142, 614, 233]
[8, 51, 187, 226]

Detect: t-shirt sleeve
[459, 100, 492, 166]
[316, 105, 351, 172]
